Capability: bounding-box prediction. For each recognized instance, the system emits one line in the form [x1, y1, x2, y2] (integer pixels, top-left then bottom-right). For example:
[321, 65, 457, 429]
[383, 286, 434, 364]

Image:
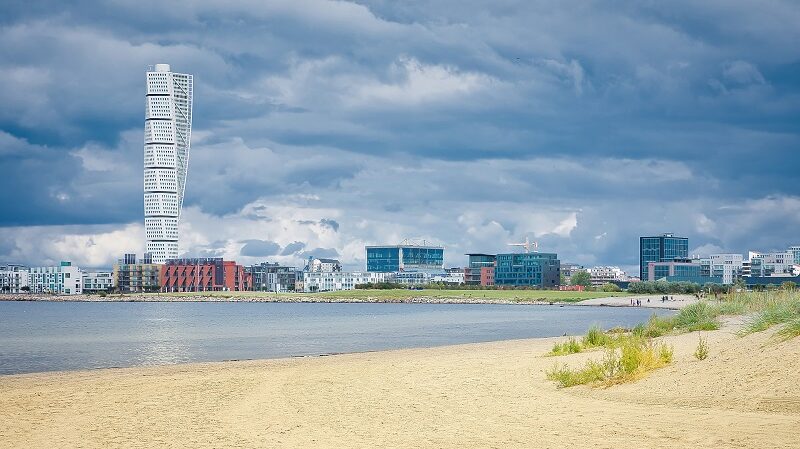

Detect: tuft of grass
[776, 317, 800, 341]
[582, 325, 611, 348]
[549, 337, 582, 356]
[694, 336, 709, 360]
[744, 295, 800, 335]
[547, 339, 674, 388]
[673, 302, 721, 332]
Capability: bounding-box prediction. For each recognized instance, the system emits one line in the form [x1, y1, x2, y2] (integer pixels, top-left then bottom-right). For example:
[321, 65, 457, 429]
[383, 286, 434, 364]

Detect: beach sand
[1, 320, 798, 448]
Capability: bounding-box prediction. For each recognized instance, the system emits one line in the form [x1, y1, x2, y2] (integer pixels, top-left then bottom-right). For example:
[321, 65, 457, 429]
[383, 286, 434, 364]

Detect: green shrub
[582, 325, 610, 348]
[549, 337, 582, 356]
[776, 317, 800, 341]
[546, 338, 674, 388]
[694, 336, 709, 360]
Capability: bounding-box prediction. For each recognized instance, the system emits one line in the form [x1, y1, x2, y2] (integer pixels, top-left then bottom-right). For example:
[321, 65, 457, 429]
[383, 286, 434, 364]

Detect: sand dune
[0, 320, 797, 448]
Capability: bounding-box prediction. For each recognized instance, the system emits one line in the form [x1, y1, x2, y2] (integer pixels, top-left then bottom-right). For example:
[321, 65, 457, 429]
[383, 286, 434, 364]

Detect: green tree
[599, 282, 622, 292]
[570, 271, 592, 288]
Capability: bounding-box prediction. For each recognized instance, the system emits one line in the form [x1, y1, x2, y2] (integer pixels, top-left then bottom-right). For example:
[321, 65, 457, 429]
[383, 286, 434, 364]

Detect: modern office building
[366, 243, 444, 273]
[28, 262, 83, 295]
[464, 253, 496, 285]
[144, 64, 193, 264]
[247, 262, 298, 292]
[494, 252, 560, 288]
[161, 258, 251, 292]
[639, 233, 689, 281]
[0, 263, 29, 293]
[113, 256, 162, 293]
[303, 271, 386, 292]
[559, 263, 586, 285]
[304, 257, 342, 273]
[82, 271, 114, 292]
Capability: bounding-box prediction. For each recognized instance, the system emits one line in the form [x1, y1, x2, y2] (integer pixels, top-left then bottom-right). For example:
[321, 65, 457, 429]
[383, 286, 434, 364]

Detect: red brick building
[480, 266, 495, 286]
[161, 258, 252, 292]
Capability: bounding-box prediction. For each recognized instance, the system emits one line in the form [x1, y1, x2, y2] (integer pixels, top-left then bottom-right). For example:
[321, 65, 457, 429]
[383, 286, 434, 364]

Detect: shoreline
[1, 317, 797, 448]
[0, 293, 695, 310]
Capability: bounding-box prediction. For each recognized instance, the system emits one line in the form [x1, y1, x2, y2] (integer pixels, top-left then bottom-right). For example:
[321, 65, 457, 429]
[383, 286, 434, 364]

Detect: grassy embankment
[546, 290, 800, 387]
[135, 289, 631, 303]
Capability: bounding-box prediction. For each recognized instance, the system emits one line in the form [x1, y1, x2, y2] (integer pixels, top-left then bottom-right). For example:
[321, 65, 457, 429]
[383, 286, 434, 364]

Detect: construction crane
[508, 236, 538, 253]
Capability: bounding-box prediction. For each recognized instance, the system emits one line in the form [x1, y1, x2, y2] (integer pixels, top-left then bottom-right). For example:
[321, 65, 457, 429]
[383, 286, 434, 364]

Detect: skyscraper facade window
[144, 64, 193, 264]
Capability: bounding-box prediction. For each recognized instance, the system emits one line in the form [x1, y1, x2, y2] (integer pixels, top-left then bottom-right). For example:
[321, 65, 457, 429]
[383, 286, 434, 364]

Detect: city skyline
[1, 1, 799, 275]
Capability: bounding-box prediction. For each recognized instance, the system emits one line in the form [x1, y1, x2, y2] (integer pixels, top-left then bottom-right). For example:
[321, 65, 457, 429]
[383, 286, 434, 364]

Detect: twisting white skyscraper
[144, 64, 193, 263]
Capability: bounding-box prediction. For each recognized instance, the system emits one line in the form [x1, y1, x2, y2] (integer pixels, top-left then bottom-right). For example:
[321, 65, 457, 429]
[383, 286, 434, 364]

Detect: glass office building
[366, 245, 444, 272]
[465, 254, 496, 285]
[494, 252, 560, 288]
[639, 233, 689, 281]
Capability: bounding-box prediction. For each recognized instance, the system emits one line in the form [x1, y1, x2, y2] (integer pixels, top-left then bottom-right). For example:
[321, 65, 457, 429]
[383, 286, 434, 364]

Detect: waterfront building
[304, 257, 342, 273]
[28, 262, 83, 295]
[464, 254, 496, 285]
[709, 254, 744, 285]
[366, 243, 444, 273]
[144, 63, 193, 264]
[247, 262, 298, 292]
[430, 269, 465, 285]
[639, 233, 689, 281]
[587, 266, 628, 286]
[161, 258, 251, 292]
[647, 260, 722, 284]
[494, 252, 560, 288]
[747, 251, 796, 277]
[303, 271, 387, 292]
[0, 264, 29, 293]
[559, 263, 585, 285]
[113, 256, 162, 293]
[791, 246, 800, 265]
[82, 271, 114, 292]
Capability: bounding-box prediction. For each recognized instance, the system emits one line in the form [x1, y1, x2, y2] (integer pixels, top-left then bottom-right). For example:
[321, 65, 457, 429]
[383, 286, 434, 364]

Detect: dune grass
[738, 290, 800, 339]
[547, 339, 673, 387]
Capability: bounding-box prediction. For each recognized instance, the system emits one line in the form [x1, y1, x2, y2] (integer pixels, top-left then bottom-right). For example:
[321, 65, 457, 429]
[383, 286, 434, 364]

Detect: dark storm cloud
[0, 0, 799, 267]
[281, 241, 306, 255]
[298, 248, 341, 260]
[240, 239, 282, 257]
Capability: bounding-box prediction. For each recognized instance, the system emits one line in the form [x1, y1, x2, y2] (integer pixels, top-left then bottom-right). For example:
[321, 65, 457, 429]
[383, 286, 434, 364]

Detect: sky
[1, 0, 799, 274]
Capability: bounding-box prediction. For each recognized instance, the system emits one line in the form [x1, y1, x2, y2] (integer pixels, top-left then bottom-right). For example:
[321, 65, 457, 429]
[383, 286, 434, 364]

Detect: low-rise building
[465, 254, 496, 286]
[161, 258, 252, 292]
[304, 257, 342, 273]
[748, 251, 796, 277]
[495, 252, 560, 288]
[0, 264, 29, 293]
[82, 271, 113, 292]
[247, 262, 298, 292]
[559, 263, 585, 285]
[303, 271, 387, 292]
[28, 262, 83, 295]
[587, 266, 627, 286]
[430, 269, 465, 285]
[709, 254, 744, 285]
[113, 254, 162, 293]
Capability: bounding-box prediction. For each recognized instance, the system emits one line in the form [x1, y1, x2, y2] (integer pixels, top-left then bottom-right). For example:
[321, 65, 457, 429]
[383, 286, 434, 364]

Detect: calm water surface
[0, 301, 672, 375]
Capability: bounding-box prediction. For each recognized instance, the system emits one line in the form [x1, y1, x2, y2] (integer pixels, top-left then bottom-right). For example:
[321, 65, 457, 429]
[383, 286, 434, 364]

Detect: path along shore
[0, 312, 797, 448]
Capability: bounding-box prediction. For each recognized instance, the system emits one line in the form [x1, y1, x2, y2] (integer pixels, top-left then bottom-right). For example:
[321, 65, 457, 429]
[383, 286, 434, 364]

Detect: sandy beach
[1, 317, 798, 448]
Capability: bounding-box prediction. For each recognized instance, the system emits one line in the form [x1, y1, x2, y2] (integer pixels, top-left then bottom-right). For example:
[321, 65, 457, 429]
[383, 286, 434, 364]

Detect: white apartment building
[28, 262, 83, 295]
[587, 266, 627, 286]
[144, 63, 193, 263]
[748, 251, 797, 277]
[709, 254, 743, 285]
[0, 264, 29, 293]
[430, 271, 465, 284]
[304, 257, 342, 273]
[82, 271, 114, 292]
[303, 271, 386, 292]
